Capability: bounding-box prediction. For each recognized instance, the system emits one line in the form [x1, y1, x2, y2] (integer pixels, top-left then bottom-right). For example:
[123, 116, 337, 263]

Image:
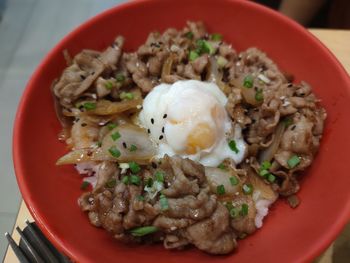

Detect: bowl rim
[12, 0, 350, 262]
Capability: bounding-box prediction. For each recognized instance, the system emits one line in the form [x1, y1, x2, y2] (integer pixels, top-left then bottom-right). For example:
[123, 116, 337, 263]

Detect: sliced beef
[185, 203, 237, 254]
[158, 188, 217, 220]
[160, 155, 203, 197]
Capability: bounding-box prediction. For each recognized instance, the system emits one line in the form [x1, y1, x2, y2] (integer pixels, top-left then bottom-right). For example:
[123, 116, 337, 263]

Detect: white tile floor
[0, 0, 126, 259]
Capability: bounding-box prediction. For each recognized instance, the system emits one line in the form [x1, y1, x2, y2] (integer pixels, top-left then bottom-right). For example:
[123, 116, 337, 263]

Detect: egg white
[139, 80, 246, 167]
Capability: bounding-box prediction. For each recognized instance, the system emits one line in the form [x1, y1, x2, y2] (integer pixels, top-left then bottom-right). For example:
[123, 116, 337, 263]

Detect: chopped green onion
[211, 33, 222, 41]
[96, 141, 102, 147]
[159, 194, 169, 211]
[129, 144, 137, 152]
[104, 81, 114, 90]
[106, 123, 117, 130]
[189, 50, 199, 61]
[155, 171, 165, 183]
[217, 184, 226, 195]
[230, 207, 240, 218]
[240, 203, 249, 216]
[137, 195, 145, 201]
[105, 178, 117, 188]
[130, 175, 141, 186]
[283, 117, 293, 127]
[185, 31, 194, 39]
[80, 181, 90, 190]
[108, 146, 121, 158]
[243, 75, 253, 88]
[116, 73, 125, 82]
[255, 89, 264, 102]
[120, 92, 134, 100]
[228, 140, 239, 154]
[197, 39, 215, 55]
[217, 56, 228, 68]
[242, 184, 253, 195]
[225, 203, 239, 218]
[82, 102, 96, 111]
[146, 177, 153, 187]
[261, 161, 272, 170]
[230, 176, 239, 186]
[287, 155, 300, 169]
[196, 39, 215, 55]
[129, 161, 141, 174]
[130, 226, 158, 237]
[217, 163, 227, 170]
[122, 176, 129, 184]
[267, 173, 276, 183]
[259, 169, 269, 177]
[111, 131, 121, 141]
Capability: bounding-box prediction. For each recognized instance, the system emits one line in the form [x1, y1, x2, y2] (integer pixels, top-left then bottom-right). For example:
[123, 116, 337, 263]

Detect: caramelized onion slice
[258, 122, 285, 163]
[205, 167, 241, 196]
[101, 123, 156, 163]
[161, 54, 177, 83]
[86, 89, 142, 116]
[56, 123, 156, 165]
[56, 148, 108, 165]
[207, 56, 231, 95]
[249, 171, 278, 202]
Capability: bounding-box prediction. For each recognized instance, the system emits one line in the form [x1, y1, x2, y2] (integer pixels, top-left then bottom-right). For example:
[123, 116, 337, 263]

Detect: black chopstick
[4, 232, 30, 263]
[24, 220, 60, 263]
[16, 226, 45, 263]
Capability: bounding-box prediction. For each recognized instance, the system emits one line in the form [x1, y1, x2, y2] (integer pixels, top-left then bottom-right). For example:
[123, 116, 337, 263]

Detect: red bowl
[13, 0, 350, 262]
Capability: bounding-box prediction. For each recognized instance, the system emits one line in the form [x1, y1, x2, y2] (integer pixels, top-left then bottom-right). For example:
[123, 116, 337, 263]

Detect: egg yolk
[186, 123, 216, 154]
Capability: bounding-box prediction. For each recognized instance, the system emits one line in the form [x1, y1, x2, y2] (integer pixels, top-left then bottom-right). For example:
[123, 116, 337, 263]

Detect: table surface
[4, 29, 350, 263]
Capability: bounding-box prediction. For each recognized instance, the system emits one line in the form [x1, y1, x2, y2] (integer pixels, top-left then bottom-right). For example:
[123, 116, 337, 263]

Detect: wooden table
[4, 29, 350, 263]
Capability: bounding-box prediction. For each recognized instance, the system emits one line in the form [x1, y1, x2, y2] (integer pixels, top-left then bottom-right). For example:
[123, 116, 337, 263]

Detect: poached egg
[139, 80, 246, 167]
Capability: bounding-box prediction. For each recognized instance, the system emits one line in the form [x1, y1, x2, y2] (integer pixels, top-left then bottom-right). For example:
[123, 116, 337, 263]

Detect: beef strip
[185, 203, 237, 254]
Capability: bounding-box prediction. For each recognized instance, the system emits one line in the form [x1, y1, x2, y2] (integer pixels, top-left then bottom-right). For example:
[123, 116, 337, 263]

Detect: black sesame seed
[87, 150, 93, 157]
[80, 74, 86, 80]
[151, 118, 154, 124]
[163, 114, 167, 119]
[291, 125, 296, 130]
[151, 42, 161, 48]
[81, 123, 87, 127]
[299, 93, 305, 96]
[159, 135, 164, 140]
[122, 142, 127, 149]
[254, 87, 258, 92]
[287, 83, 293, 87]
[162, 127, 165, 133]
[147, 129, 151, 134]
[91, 71, 95, 75]
[151, 162, 157, 169]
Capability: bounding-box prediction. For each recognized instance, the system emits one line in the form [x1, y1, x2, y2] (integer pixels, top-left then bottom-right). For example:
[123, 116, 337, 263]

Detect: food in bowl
[53, 21, 326, 254]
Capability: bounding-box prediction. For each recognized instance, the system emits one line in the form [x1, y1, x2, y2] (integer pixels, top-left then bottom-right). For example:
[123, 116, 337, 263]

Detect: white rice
[75, 161, 100, 188]
[253, 190, 275, 228]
